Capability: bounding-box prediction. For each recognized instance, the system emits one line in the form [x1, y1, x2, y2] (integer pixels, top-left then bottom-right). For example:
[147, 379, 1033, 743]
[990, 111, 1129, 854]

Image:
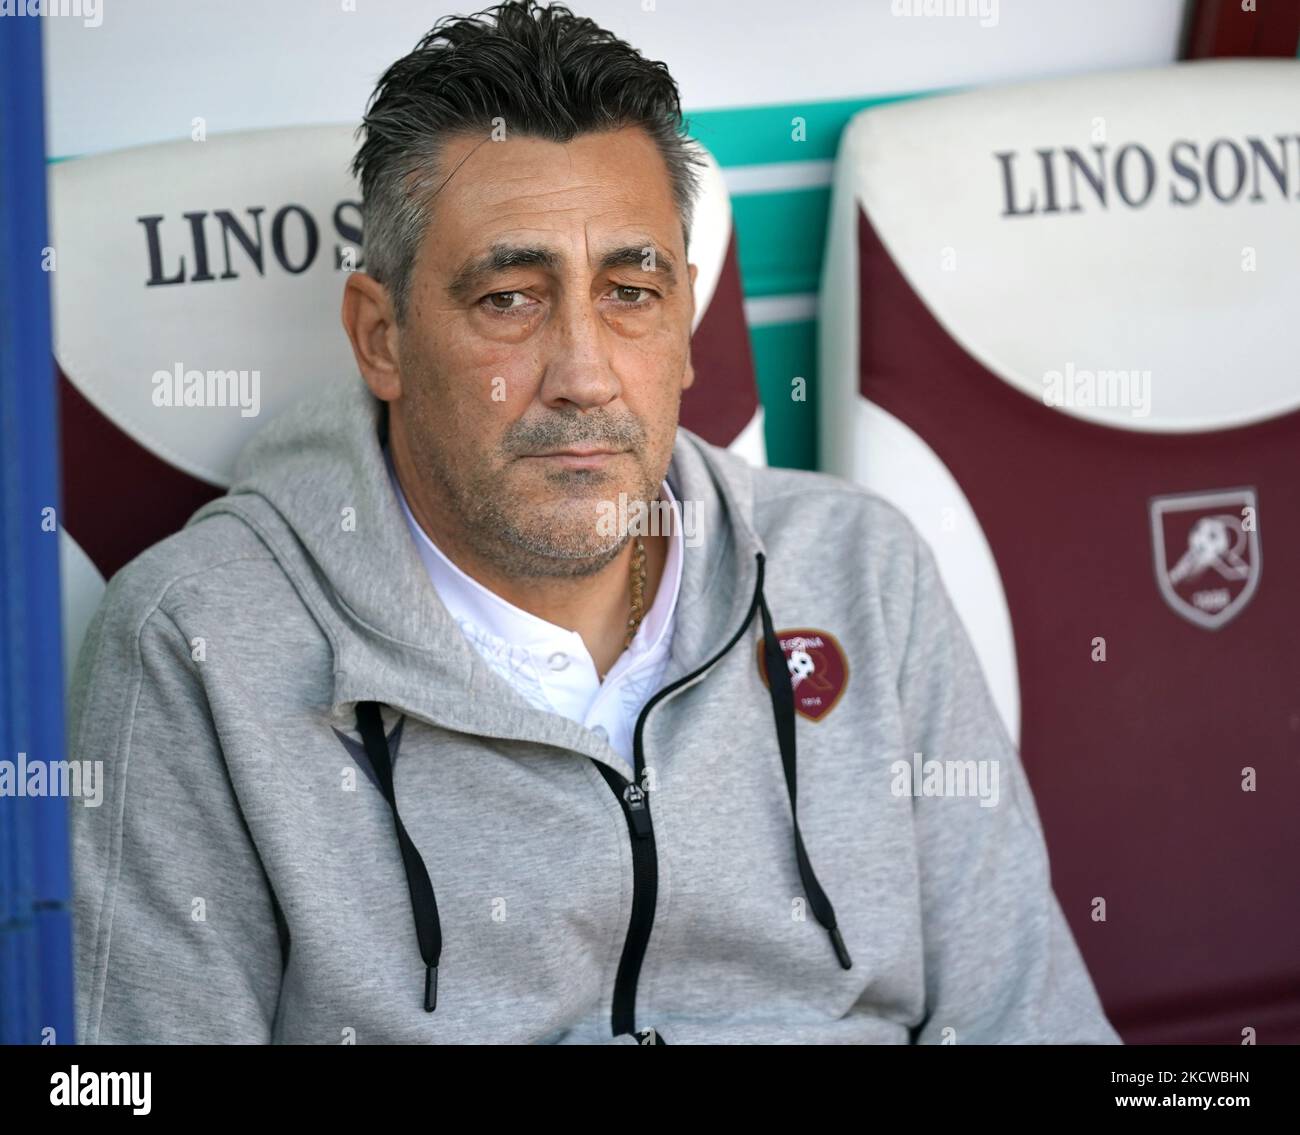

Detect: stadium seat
[819, 58, 1300, 1044]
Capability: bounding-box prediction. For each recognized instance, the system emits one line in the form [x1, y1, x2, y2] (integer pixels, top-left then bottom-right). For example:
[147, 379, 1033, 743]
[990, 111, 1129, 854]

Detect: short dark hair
[350, 0, 705, 324]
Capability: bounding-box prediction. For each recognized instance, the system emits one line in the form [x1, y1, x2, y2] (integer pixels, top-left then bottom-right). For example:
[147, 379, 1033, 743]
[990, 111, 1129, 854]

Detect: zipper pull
[622, 782, 653, 838]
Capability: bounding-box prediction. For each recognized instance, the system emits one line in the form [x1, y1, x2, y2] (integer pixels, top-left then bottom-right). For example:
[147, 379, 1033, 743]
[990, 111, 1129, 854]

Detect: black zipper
[595, 552, 768, 1037]
[593, 761, 659, 1037]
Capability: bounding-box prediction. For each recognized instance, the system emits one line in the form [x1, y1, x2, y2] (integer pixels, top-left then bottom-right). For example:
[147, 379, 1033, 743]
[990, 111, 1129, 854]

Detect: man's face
[390, 125, 697, 578]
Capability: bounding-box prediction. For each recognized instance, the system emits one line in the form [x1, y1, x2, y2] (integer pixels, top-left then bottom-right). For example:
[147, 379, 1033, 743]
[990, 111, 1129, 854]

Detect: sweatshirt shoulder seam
[896, 521, 925, 700]
[80, 591, 218, 1043]
[72, 575, 121, 1045]
[147, 552, 278, 615]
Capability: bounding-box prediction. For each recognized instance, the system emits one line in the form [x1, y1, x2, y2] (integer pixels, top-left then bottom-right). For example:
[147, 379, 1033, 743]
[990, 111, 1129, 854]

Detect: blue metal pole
[0, 10, 76, 1045]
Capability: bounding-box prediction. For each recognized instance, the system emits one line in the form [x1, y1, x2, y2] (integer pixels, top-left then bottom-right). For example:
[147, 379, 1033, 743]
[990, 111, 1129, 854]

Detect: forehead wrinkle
[475, 172, 613, 213]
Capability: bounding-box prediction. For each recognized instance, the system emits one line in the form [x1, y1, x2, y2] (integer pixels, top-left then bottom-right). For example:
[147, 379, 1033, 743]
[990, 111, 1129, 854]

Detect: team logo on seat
[757, 628, 849, 722]
[1149, 488, 1260, 630]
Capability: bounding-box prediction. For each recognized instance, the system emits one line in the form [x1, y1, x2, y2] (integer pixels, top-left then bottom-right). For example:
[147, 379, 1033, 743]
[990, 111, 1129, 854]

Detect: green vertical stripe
[731, 187, 831, 299]
[750, 319, 819, 470]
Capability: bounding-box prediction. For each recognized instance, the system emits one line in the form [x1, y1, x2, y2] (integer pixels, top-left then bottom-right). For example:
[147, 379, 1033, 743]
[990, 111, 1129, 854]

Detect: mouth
[522, 448, 626, 471]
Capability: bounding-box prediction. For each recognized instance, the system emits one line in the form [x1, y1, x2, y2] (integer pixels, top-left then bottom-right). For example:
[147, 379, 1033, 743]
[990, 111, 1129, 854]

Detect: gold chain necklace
[624, 537, 647, 649]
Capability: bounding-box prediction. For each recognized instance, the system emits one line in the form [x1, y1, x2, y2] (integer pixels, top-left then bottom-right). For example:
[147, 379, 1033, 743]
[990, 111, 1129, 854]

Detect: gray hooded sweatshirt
[69, 373, 1121, 1045]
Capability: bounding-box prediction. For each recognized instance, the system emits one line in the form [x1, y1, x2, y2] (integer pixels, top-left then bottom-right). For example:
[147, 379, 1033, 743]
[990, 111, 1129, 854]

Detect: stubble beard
[405, 401, 670, 581]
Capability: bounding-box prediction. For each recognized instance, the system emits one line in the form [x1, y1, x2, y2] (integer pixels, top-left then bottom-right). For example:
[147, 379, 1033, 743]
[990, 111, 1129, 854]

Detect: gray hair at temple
[350, 0, 706, 325]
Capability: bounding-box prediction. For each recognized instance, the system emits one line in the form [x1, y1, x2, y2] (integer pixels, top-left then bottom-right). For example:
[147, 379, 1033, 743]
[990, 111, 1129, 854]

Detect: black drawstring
[755, 553, 854, 970]
[356, 700, 442, 1010]
[354, 548, 850, 1017]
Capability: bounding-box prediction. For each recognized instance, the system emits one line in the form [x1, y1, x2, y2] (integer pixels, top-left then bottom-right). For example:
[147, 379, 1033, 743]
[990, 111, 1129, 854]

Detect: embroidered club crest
[757, 628, 849, 722]
[1149, 487, 1261, 630]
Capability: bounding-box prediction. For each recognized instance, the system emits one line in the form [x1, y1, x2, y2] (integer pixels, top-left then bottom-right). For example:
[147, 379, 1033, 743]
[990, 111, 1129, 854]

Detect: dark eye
[613, 286, 651, 304]
[483, 291, 528, 312]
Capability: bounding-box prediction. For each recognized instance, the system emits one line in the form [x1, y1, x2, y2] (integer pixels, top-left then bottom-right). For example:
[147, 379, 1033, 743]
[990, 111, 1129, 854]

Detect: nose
[537, 290, 622, 411]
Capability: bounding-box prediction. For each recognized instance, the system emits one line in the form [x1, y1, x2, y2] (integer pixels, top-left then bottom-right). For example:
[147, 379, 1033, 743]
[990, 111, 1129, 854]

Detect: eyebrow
[447, 242, 677, 303]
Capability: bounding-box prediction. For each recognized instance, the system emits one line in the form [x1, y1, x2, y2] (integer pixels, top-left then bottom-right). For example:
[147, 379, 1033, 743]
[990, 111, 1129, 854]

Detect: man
[70, 0, 1120, 1044]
